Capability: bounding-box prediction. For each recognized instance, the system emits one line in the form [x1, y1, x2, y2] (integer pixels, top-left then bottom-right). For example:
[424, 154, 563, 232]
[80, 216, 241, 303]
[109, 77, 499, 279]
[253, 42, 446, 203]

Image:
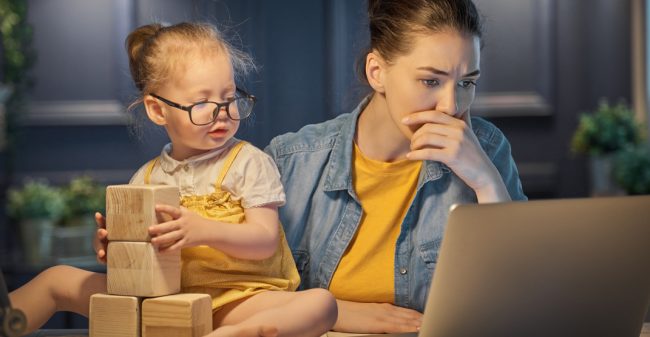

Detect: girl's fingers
[148, 220, 181, 236]
[151, 230, 182, 249]
[96, 248, 107, 264]
[155, 204, 182, 219]
[97, 228, 108, 240]
[95, 212, 106, 228]
[158, 239, 184, 253]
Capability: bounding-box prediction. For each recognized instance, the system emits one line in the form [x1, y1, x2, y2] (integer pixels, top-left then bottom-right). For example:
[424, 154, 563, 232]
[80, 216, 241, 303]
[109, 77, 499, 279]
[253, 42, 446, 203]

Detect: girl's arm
[149, 204, 280, 260]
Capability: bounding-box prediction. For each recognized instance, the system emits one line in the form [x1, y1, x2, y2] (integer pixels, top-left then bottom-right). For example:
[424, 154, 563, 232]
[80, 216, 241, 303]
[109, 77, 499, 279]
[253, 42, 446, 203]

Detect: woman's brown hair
[358, 0, 483, 84]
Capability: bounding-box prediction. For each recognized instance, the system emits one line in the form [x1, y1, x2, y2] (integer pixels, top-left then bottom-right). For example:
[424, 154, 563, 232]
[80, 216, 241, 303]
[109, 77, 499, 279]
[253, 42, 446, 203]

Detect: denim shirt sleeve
[265, 111, 528, 311]
[472, 116, 527, 201]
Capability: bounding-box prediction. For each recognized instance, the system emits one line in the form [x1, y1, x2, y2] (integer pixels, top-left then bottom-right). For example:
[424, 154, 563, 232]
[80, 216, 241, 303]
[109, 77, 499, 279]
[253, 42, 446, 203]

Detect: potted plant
[570, 100, 644, 195]
[613, 144, 650, 195]
[52, 176, 105, 260]
[6, 179, 65, 265]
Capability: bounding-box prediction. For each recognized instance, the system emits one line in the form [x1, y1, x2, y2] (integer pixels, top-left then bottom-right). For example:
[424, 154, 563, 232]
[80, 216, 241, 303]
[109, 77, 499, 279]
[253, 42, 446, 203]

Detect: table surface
[24, 323, 650, 337]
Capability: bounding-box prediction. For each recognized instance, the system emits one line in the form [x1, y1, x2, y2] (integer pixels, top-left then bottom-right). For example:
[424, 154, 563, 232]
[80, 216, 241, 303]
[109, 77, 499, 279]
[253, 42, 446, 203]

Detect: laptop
[359, 195, 650, 337]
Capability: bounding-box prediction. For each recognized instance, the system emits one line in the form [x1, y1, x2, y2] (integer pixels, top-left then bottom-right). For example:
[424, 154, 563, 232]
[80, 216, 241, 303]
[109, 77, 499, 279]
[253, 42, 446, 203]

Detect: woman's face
[380, 29, 481, 139]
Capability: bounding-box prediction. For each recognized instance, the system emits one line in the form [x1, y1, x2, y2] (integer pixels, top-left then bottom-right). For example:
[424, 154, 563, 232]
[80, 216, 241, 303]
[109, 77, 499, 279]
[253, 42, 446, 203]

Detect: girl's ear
[143, 95, 167, 126]
[366, 51, 386, 94]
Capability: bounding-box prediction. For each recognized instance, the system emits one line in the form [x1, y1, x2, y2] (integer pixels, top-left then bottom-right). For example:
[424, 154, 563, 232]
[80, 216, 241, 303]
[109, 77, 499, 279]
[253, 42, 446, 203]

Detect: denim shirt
[264, 99, 527, 312]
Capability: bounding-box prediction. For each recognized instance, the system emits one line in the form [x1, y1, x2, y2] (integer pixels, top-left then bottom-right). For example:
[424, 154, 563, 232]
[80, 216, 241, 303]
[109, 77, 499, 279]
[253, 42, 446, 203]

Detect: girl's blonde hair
[126, 22, 255, 98]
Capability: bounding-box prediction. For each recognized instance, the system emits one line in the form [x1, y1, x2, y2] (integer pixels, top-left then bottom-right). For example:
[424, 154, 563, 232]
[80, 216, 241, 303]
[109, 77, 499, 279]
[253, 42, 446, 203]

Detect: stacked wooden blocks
[90, 185, 212, 337]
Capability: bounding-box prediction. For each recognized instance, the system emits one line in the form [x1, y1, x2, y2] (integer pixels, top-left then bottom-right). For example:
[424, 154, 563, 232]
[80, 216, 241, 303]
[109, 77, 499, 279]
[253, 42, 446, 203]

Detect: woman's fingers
[402, 110, 465, 127]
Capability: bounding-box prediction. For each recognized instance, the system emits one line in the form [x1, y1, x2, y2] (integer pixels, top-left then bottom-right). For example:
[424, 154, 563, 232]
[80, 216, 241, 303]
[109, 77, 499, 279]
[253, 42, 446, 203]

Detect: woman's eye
[459, 80, 477, 88]
[421, 79, 440, 88]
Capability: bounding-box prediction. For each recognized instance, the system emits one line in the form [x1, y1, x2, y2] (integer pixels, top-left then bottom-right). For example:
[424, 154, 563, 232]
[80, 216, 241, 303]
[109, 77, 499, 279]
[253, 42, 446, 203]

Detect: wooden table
[24, 323, 650, 337]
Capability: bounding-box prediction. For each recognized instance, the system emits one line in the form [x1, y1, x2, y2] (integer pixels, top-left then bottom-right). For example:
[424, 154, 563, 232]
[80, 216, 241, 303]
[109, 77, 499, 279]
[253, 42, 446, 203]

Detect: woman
[265, 0, 527, 334]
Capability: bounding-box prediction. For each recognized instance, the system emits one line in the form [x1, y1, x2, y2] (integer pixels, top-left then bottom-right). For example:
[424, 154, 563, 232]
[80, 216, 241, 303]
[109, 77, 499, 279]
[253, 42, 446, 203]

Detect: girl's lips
[208, 129, 228, 138]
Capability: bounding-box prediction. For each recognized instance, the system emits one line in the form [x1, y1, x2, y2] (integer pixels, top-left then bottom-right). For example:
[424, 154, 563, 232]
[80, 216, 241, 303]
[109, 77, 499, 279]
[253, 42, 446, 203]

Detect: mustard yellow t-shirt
[329, 143, 422, 303]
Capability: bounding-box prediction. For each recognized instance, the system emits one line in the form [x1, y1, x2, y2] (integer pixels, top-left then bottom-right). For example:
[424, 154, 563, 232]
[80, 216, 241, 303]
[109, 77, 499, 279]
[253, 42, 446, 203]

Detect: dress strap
[143, 157, 160, 185]
[215, 141, 247, 188]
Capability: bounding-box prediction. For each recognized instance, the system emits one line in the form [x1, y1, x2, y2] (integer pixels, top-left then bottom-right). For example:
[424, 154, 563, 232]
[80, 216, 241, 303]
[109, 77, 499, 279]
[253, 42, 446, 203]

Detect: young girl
[10, 22, 337, 337]
[265, 0, 527, 334]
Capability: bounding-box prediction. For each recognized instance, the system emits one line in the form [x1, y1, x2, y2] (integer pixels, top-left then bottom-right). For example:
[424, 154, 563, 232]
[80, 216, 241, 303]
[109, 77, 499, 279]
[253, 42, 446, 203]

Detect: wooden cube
[106, 185, 180, 242]
[142, 293, 212, 337]
[90, 293, 141, 337]
[107, 241, 180, 297]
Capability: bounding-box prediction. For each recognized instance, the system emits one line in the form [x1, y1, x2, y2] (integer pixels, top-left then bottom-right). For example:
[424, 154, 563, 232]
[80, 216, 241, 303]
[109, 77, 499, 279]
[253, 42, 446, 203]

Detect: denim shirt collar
[322, 96, 445, 192]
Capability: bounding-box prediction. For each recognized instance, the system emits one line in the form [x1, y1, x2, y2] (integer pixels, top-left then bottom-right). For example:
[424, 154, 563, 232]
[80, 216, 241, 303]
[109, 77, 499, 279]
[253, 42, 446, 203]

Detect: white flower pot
[19, 218, 55, 266]
[589, 155, 624, 196]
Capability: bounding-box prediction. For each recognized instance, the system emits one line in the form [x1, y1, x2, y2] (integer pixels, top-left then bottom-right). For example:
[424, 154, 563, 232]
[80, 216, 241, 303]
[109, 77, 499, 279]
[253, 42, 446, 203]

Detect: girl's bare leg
[208, 288, 337, 337]
[8, 265, 107, 333]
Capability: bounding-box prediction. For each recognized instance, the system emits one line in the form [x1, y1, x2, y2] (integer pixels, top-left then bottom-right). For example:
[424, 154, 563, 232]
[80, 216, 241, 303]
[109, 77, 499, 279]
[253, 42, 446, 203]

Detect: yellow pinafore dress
[144, 141, 300, 311]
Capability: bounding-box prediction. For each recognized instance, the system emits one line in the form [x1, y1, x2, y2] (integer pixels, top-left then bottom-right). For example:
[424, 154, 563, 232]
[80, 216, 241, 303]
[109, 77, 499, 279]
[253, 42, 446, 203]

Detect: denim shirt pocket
[418, 239, 442, 270]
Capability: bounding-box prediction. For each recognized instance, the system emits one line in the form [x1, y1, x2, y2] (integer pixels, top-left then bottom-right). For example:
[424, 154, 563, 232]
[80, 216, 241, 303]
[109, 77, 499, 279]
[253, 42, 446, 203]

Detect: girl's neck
[169, 144, 211, 161]
[355, 94, 411, 162]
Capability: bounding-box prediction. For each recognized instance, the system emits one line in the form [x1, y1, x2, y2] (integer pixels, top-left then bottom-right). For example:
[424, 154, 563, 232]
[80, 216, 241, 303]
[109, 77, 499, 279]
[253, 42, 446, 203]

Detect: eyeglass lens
[190, 98, 253, 124]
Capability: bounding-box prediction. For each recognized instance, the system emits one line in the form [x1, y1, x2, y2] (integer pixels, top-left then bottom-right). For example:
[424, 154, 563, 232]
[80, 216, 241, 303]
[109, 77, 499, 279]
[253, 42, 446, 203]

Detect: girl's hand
[402, 110, 510, 202]
[333, 300, 422, 333]
[148, 205, 209, 252]
[93, 212, 108, 264]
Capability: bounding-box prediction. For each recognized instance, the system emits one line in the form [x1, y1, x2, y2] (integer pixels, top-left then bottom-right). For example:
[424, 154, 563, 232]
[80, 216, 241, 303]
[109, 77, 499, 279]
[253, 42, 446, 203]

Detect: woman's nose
[435, 86, 459, 116]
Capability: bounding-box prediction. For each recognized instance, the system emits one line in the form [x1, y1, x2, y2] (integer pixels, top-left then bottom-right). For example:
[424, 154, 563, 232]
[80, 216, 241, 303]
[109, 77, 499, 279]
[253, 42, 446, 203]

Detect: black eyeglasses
[150, 88, 256, 125]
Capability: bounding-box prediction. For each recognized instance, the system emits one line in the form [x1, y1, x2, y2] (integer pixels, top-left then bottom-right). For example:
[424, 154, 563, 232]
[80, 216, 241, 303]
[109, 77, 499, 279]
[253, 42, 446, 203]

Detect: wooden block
[142, 293, 212, 337]
[90, 293, 141, 337]
[106, 184, 180, 242]
[107, 241, 180, 297]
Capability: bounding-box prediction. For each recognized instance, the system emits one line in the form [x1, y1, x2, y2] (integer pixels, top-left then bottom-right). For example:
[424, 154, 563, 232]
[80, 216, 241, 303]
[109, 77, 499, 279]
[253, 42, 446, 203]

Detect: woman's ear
[143, 95, 167, 126]
[366, 51, 386, 94]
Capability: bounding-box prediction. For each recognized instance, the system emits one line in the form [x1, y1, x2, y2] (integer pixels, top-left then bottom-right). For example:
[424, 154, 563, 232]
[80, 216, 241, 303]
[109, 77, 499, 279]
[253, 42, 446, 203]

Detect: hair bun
[126, 23, 164, 91]
[367, 0, 381, 16]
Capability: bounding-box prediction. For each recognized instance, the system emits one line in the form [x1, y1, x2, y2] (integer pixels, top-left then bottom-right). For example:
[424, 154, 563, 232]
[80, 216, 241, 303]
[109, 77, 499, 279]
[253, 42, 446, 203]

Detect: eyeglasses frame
[150, 88, 256, 125]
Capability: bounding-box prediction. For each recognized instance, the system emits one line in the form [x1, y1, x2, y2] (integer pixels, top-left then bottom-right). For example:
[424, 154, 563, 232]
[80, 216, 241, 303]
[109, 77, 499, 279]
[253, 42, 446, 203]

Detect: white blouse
[129, 137, 286, 208]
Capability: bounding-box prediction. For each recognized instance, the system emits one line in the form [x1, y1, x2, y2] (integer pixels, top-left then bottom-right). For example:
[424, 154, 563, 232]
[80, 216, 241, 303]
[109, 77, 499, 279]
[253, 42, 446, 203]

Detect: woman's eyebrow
[416, 66, 481, 77]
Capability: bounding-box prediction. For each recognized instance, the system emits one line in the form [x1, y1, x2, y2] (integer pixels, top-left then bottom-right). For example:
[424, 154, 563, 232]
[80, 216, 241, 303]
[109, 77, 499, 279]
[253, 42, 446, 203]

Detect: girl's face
[146, 50, 239, 160]
[379, 30, 481, 139]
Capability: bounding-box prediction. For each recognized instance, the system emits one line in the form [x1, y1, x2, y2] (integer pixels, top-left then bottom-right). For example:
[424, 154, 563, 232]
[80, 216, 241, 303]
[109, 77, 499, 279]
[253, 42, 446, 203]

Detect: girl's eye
[192, 102, 212, 112]
[459, 80, 477, 88]
[421, 79, 440, 88]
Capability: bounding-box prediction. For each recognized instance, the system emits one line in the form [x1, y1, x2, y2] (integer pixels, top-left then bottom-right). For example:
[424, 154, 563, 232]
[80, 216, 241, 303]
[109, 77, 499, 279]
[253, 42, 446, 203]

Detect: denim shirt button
[399, 267, 408, 275]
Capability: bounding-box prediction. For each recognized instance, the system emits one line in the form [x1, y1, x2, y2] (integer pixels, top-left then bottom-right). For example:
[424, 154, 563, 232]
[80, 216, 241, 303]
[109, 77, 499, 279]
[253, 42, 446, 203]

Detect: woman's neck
[355, 94, 411, 162]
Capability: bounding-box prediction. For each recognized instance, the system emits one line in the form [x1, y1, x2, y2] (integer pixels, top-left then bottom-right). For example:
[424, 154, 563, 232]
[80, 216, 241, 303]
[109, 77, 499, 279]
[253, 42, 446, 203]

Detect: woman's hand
[333, 300, 422, 333]
[93, 212, 108, 264]
[402, 110, 510, 202]
[148, 205, 210, 252]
